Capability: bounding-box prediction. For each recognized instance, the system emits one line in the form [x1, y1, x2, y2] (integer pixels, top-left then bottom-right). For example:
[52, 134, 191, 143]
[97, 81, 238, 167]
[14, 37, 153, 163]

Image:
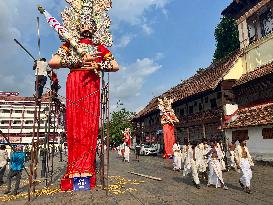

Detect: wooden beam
[129, 171, 162, 181]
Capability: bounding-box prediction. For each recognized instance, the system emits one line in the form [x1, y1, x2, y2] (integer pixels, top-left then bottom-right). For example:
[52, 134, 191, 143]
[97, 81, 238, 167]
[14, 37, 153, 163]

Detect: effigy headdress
[61, 0, 113, 47]
[158, 97, 179, 125]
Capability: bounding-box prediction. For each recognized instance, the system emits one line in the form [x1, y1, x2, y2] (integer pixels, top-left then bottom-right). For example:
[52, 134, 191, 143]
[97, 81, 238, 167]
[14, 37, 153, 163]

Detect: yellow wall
[224, 57, 245, 80]
[224, 33, 273, 80]
[244, 34, 273, 72]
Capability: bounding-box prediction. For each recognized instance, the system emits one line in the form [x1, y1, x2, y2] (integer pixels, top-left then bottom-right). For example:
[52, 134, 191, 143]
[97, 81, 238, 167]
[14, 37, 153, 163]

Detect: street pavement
[0, 151, 273, 205]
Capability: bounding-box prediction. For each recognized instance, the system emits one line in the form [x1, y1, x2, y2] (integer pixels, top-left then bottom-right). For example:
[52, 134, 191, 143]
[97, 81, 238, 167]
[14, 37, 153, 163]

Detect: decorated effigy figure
[158, 97, 179, 158]
[38, 0, 119, 190]
[123, 128, 131, 147]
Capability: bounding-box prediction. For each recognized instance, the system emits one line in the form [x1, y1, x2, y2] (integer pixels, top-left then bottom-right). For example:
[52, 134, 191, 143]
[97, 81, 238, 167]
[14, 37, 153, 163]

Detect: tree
[213, 16, 240, 61]
[105, 108, 135, 146]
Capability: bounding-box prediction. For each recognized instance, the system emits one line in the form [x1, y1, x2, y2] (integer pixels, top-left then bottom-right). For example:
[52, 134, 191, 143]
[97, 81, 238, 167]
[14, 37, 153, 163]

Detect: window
[194, 101, 197, 106]
[180, 108, 184, 116]
[199, 103, 203, 112]
[1, 121, 9, 124]
[248, 18, 257, 43]
[14, 110, 22, 113]
[210, 98, 217, 109]
[205, 97, 208, 103]
[262, 128, 273, 139]
[260, 8, 273, 37]
[189, 106, 193, 114]
[217, 92, 222, 99]
[2, 109, 10, 113]
[25, 120, 33, 124]
[27, 110, 35, 114]
[13, 121, 21, 124]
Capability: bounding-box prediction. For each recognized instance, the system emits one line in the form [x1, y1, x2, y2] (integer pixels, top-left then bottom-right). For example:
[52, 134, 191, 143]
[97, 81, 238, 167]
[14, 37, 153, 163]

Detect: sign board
[73, 177, 90, 191]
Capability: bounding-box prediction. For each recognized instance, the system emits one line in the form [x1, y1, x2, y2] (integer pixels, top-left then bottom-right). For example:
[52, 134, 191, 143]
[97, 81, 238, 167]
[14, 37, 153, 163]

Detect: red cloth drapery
[66, 70, 100, 186]
[124, 133, 131, 147]
[163, 124, 175, 156]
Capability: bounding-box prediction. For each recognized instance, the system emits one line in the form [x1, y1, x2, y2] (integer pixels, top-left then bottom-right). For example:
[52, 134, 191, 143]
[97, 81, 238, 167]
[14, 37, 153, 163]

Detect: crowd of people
[172, 137, 254, 194]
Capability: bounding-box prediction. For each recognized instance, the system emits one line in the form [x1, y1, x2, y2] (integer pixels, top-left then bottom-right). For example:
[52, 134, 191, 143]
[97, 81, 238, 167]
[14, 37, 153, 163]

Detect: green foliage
[105, 108, 135, 146]
[213, 16, 240, 61]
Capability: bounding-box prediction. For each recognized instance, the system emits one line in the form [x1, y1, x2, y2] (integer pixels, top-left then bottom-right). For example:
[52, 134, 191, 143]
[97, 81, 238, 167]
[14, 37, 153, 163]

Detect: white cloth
[173, 143, 182, 170]
[173, 155, 182, 170]
[124, 146, 130, 162]
[230, 150, 235, 168]
[172, 143, 180, 157]
[216, 145, 226, 171]
[181, 145, 190, 163]
[183, 147, 200, 185]
[196, 144, 208, 173]
[0, 150, 7, 167]
[117, 146, 122, 157]
[208, 159, 224, 188]
[240, 159, 252, 188]
[35, 60, 50, 76]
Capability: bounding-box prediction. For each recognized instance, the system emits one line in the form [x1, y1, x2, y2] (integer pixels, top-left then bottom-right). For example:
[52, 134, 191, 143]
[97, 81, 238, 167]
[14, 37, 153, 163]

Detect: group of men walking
[172, 137, 254, 194]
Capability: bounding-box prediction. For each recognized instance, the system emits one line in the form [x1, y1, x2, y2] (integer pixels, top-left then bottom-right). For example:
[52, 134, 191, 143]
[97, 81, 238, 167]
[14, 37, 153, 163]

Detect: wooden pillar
[202, 123, 206, 139]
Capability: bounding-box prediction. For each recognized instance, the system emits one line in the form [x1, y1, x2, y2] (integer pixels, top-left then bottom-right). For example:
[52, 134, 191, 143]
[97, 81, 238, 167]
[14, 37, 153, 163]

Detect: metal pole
[14, 39, 36, 61]
[100, 71, 106, 189]
[106, 74, 110, 195]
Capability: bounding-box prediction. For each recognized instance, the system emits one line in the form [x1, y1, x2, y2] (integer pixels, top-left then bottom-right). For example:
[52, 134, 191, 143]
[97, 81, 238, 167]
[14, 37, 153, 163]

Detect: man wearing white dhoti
[216, 139, 226, 171]
[124, 143, 130, 163]
[172, 141, 182, 171]
[183, 141, 201, 189]
[206, 139, 228, 190]
[196, 139, 209, 180]
[235, 138, 254, 194]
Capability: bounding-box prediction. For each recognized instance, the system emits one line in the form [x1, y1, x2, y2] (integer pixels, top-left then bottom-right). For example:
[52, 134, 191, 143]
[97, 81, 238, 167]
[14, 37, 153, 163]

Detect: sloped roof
[234, 61, 273, 87]
[134, 51, 242, 120]
[0, 92, 52, 103]
[221, 0, 260, 19]
[226, 102, 273, 128]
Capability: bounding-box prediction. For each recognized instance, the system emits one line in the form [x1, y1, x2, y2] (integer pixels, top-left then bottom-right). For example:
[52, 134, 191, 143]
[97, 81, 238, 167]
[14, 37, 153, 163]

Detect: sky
[0, 0, 232, 113]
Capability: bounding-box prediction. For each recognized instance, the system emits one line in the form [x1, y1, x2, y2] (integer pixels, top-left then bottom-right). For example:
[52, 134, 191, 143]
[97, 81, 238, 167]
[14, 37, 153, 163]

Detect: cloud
[111, 0, 170, 25]
[142, 23, 153, 35]
[0, 0, 65, 96]
[110, 57, 161, 111]
[115, 34, 134, 48]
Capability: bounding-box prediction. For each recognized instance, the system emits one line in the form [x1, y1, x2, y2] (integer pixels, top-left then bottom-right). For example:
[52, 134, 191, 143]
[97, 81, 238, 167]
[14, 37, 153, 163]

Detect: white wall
[225, 126, 273, 162]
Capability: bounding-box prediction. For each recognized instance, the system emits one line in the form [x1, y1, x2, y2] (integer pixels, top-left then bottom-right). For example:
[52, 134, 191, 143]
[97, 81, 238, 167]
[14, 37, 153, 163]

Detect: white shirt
[35, 60, 50, 76]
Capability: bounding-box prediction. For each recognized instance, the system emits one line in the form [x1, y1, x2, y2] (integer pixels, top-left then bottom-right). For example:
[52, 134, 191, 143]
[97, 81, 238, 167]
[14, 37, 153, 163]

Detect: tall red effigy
[158, 98, 179, 158]
[38, 0, 118, 191]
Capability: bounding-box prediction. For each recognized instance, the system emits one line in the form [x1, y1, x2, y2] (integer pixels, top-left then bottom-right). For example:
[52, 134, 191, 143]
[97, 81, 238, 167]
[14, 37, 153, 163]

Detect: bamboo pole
[128, 171, 162, 181]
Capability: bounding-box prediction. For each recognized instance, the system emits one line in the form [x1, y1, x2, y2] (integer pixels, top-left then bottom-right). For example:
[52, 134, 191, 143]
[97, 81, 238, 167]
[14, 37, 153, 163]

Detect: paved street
[0, 151, 273, 205]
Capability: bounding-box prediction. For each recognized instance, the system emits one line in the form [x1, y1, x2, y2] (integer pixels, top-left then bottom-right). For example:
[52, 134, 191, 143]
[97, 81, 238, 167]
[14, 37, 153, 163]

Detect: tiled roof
[226, 102, 273, 128]
[134, 51, 242, 120]
[0, 92, 52, 103]
[234, 61, 273, 87]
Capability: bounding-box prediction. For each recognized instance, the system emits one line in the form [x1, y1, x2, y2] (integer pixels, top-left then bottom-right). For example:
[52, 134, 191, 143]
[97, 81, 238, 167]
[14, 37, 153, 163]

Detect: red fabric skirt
[163, 124, 175, 156]
[65, 70, 100, 180]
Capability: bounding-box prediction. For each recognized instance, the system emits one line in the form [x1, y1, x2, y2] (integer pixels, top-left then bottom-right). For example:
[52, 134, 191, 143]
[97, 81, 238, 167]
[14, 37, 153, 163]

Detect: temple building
[0, 91, 65, 144]
[133, 0, 273, 161]
[223, 0, 273, 161]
